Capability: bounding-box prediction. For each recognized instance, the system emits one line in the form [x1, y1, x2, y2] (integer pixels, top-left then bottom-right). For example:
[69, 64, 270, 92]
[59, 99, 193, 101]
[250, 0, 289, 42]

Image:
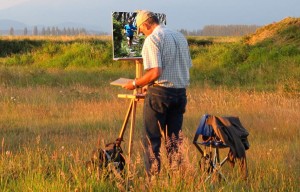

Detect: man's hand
[122, 80, 135, 90]
[142, 85, 148, 94]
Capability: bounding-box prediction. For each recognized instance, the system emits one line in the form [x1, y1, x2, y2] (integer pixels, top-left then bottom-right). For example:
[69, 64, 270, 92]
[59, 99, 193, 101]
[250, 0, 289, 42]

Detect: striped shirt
[142, 25, 192, 88]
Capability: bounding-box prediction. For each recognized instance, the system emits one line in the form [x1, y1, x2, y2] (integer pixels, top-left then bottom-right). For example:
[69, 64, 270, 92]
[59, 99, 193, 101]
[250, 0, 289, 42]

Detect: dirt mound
[245, 17, 300, 45]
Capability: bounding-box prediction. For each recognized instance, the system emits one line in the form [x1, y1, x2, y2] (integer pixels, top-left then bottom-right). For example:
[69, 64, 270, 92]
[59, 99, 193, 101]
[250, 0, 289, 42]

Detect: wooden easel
[115, 59, 144, 190]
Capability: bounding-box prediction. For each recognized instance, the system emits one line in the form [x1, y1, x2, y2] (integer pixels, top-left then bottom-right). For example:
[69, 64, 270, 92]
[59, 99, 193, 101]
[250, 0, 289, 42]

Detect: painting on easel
[112, 11, 167, 60]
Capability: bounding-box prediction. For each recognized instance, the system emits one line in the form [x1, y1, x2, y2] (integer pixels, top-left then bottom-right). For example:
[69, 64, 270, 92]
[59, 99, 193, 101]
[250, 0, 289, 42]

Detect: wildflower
[6, 151, 12, 156]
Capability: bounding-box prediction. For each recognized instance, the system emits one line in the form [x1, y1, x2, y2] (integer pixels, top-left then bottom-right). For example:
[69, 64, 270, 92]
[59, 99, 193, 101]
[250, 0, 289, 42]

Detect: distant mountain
[0, 19, 27, 30]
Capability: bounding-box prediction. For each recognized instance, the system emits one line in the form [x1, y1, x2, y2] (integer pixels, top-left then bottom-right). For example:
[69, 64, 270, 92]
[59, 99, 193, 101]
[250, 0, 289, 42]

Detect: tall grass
[0, 82, 299, 191]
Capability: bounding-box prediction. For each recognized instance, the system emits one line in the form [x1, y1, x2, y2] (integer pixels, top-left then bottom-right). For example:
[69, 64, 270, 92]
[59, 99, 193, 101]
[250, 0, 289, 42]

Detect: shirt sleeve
[142, 36, 162, 70]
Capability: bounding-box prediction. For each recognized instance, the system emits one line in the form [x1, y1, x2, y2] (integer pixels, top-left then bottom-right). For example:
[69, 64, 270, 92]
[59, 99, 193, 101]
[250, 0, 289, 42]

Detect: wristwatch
[132, 79, 137, 88]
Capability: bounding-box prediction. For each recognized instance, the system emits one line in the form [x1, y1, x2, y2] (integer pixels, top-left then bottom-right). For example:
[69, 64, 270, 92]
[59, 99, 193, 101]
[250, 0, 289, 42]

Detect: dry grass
[0, 35, 112, 42]
[188, 36, 243, 43]
[0, 85, 299, 191]
[1, 35, 241, 45]
[245, 17, 300, 45]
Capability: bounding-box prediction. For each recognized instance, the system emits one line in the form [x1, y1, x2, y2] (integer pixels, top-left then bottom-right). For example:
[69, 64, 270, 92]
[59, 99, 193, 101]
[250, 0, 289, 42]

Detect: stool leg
[204, 145, 214, 182]
[204, 146, 228, 183]
[214, 147, 227, 182]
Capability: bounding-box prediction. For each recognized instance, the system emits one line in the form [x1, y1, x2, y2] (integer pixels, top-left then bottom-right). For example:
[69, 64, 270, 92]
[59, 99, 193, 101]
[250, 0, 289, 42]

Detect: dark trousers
[143, 86, 187, 175]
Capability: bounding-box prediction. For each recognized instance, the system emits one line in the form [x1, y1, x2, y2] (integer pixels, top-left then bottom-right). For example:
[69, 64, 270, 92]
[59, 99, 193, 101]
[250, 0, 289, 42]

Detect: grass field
[0, 75, 299, 191]
[0, 31, 299, 191]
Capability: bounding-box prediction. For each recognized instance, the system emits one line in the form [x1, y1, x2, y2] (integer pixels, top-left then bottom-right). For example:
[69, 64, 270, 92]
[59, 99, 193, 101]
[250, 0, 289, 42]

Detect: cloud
[0, 0, 31, 10]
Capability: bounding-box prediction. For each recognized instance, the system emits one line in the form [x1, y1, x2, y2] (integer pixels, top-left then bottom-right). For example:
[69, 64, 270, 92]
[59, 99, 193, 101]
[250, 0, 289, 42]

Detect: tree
[201, 25, 260, 36]
[24, 27, 28, 35]
[9, 27, 14, 36]
[46, 27, 51, 35]
[51, 26, 56, 36]
[79, 28, 87, 35]
[41, 27, 46, 35]
[33, 26, 38, 35]
[63, 27, 67, 35]
[67, 28, 71, 36]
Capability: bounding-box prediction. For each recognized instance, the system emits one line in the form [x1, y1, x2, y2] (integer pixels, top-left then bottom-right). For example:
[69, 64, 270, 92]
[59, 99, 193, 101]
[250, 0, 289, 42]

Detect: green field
[0, 22, 299, 191]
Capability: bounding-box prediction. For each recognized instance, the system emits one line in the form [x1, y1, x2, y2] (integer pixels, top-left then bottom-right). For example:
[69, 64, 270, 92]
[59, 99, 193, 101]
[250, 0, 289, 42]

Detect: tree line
[179, 25, 260, 36]
[1, 24, 260, 36]
[1, 26, 89, 36]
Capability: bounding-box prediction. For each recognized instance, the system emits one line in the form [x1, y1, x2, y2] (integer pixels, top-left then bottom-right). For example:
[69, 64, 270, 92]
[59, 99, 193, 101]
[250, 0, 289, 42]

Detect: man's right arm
[135, 67, 161, 87]
[122, 67, 161, 91]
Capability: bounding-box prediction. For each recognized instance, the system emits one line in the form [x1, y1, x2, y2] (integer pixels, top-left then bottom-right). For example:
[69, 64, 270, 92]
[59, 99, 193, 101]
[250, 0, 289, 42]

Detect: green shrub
[1, 39, 113, 68]
[190, 37, 299, 91]
[187, 38, 212, 46]
[0, 36, 299, 92]
[5, 53, 34, 66]
[0, 39, 44, 57]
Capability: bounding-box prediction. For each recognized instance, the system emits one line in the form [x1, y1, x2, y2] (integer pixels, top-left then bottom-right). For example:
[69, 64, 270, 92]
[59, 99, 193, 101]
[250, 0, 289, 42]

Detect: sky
[0, 0, 299, 33]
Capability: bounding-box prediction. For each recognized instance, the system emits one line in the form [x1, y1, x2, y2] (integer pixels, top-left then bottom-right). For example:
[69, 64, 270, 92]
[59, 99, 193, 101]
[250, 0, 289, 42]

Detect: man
[124, 17, 137, 48]
[122, 10, 192, 176]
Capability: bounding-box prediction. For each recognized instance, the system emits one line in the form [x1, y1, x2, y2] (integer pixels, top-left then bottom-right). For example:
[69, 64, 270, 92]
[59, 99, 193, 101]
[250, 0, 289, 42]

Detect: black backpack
[86, 138, 125, 172]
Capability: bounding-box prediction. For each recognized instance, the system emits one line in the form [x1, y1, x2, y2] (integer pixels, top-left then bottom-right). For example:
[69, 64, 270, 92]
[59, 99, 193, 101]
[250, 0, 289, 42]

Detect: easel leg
[126, 99, 137, 191]
[118, 99, 134, 140]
